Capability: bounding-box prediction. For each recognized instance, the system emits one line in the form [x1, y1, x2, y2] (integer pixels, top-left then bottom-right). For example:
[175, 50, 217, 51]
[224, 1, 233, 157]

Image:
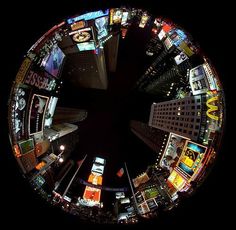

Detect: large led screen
[95, 16, 108, 40]
[160, 133, 189, 173]
[28, 94, 49, 135]
[177, 141, 207, 177]
[43, 45, 65, 78]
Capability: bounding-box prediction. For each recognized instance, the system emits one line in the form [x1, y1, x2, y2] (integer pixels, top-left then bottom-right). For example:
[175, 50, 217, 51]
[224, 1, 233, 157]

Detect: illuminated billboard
[15, 57, 32, 84]
[67, 9, 109, 24]
[146, 199, 158, 210]
[110, 8, 123, 24]
[44, 97, 58, 127]
[95, 16, 108, 40]
[24, 69, 56, 91]
[70, 20, 86, 31]
[28, 94, 49, 135]
[158, 29, 166, 40]
[160, 133, 189, 173]
[10, 85, 32, 141]
[139, 13, 149, 28]
[83, 186, 101, 203]
[140, 202, 150, 214]
[143, 187, 159, 200]
[132, 173, 149, 188]
[88, 173, 103, 185]
[177, 141, 207, 177]
[169, 29, 187, 46]
[18, 138, 34, 154]
[77, 41, 96, 51]
[94, 157, 105, 165]
[42, 45, 65, 78]
[174, 52, 188, 65]
[189, 64, 209, 95]
[168, 169, 187, 190]
[91, 163, 104, 175]
[70, 27, 94, 43]
[163, 37, 173, 50]
[121, 11, 129, 25]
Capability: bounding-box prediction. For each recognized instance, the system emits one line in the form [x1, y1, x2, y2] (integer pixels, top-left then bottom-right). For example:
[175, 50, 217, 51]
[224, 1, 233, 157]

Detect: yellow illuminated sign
[206, 96, 219, 121]
[15, 58, 32, 84]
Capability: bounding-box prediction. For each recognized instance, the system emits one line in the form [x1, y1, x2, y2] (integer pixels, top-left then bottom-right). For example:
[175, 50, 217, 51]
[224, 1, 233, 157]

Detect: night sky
[1, 0, 233, 228]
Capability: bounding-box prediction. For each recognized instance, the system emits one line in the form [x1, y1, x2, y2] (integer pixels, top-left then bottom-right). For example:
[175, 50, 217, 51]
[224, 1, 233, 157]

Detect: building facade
[149, 96, 202, 141]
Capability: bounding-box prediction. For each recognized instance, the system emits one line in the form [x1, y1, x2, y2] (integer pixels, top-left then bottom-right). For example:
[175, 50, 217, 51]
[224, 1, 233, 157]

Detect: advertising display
[83, 186, 101, 203]
[44, 97, 58, 127]
[167, 169, 187, 190]
[163, 37, 173, 50]
[143, 187, 159, 200]
[121, 11, 129, 25]
[91, 163, 105, 175]
[70, 20, 86, 31]
[140, 202, 150, 214]
[169, 29, 187, 46]
[34, 175, 45, 188]
[158, 29, 166, 40]
[160, 133, 189, 173]
[120, 197, 130, 204]
[77, 41, 96, 51]
[203, 63, 218, 91]
[24, 68, 57, 91]
[177, 141, 207, 177]
[18, 138, 34, 155]
[11, 85, 32, 141]
[42, 45, 65, 78]
[179, 41, 194, 57]
[132, 173, 150, 188]
[139, 13, 149, 28]
[189, 65, 209, 95]
[174, 52, 188, 65]
[95, 16, 109, 40]
[70, 27, 94, 43]
[88, 173, 103, 185]
[116, 192, 125, 199]
[15, 57, 32, 84]
[94, 157, 105, 165]
[35, 161, 46, 170]
[146, 199, 158, 210]
[67, 9, 109, 24]
[136, 192, 144, 204]
[28, 94, 49, 135]
[110, 8, 123, 24]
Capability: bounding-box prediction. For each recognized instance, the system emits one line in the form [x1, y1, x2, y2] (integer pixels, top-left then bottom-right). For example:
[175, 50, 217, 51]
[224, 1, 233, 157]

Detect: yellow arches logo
[206, 96, 219, 121]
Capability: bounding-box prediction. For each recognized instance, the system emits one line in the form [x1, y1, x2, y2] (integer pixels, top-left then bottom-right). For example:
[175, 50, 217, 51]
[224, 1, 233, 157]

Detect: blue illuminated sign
[67, 9, 109, 24]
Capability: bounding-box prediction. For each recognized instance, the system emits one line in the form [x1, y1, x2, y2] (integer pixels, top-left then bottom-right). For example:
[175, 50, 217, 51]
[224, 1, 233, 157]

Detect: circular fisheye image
[8, 6, 225, 225]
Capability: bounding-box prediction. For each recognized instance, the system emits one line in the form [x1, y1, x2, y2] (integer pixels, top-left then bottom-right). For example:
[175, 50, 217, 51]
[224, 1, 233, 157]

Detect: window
[197, 105, 201, 109]
[191, 106, 195, 109]
[183, 130, 187, 133]
[195, 125, 200, 129]
[194, 132, 198, 136]
[196, 118, 200, 123]
[189, 131, 192, 135]
[197, 99, 201, 103]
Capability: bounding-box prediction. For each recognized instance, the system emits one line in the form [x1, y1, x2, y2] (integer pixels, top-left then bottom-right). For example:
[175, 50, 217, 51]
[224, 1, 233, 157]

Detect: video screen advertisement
[167, 169, 187, 191]
[110, 8, 123, 25]
[83, 186, 101, 203]
[160, 133, 189, 173]
[95, 16, 109, 40]
[18, 138, 34, 155]
[10, 85, 32, 142]
[177, 141, 207, 179]
[88, 173, 103, 185]
[28, 94, 49, 135]
[42, 45, 65, 78]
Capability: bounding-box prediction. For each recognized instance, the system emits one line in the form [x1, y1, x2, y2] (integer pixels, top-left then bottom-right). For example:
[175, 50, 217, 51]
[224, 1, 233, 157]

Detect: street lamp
[59, 145, 65, 151]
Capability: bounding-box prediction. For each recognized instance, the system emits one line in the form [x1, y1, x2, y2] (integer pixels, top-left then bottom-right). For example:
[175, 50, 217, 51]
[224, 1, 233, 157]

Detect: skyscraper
[148, 96, 203, 141]
[130, 120, 168, 153]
